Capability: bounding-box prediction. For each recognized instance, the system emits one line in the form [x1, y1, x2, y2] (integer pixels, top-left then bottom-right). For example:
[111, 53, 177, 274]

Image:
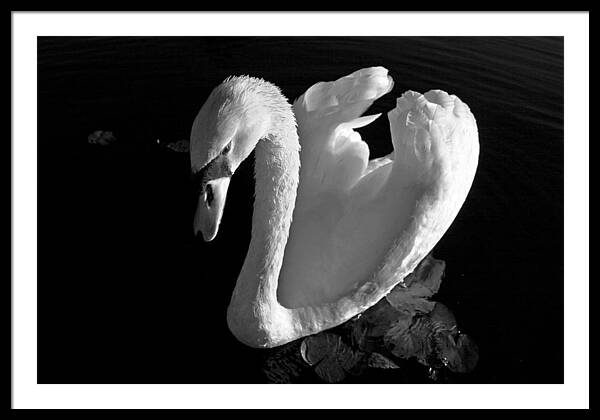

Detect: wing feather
[292, 67, 394, 196]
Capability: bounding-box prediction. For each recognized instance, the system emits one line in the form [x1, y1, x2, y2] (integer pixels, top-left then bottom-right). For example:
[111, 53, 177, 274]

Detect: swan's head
[190, 76, 276, 241]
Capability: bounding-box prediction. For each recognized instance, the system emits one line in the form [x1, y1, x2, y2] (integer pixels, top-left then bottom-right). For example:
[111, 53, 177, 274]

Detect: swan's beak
[194, 177, 231, 242]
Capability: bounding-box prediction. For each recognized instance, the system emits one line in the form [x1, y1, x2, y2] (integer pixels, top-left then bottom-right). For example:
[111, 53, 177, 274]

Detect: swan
[190, 67, 479, 348]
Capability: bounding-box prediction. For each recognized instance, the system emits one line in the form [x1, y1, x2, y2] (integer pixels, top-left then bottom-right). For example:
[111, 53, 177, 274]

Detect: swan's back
[277, 67, 479, 310]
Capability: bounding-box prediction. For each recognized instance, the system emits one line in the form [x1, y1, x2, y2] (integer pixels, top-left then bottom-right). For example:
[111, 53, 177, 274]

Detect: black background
[37, 36, 563, 384]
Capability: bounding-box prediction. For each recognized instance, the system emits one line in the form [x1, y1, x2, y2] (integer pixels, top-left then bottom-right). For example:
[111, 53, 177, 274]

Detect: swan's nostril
[206, 184, 214, 207]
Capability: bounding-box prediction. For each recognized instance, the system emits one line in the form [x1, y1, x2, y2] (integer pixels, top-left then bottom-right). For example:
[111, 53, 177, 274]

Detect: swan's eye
[222, 143, 232, 155]
[205, 183, 214, 207]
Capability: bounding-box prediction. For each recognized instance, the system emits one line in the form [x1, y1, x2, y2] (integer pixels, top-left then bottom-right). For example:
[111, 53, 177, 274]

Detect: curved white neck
[226, 117, 301, 347]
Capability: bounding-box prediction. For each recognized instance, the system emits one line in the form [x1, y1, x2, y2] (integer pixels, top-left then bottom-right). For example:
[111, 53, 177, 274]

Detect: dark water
[37, 36, 563, 384]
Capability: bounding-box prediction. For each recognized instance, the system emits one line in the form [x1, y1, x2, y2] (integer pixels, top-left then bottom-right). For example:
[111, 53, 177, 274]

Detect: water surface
[37, 36, 563, 384]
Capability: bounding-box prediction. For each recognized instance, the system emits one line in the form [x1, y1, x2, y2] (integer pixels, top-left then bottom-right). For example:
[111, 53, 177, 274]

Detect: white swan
[190, 67, 479, 348]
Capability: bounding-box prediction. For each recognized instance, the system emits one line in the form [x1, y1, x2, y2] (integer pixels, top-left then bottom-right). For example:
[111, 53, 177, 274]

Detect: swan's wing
[364, 152, 394, 176]
[281, 78, 479, 318]
[292, 67, 394, 196]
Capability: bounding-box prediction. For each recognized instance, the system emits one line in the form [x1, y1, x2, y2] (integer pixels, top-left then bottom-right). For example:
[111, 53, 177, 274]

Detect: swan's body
[190, 67, 479, 348]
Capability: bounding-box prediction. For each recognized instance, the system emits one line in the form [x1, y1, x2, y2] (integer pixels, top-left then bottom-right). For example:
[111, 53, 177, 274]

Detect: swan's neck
[227, 113, 300, 347]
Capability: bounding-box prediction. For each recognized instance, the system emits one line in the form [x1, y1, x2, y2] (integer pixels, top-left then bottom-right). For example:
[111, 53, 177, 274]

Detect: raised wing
[280, 67, 479, 318]
[292, 67, 394, 197]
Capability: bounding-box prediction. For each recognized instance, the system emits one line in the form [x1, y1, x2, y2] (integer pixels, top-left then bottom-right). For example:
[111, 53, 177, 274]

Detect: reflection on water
[262, 255, 479, 383]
